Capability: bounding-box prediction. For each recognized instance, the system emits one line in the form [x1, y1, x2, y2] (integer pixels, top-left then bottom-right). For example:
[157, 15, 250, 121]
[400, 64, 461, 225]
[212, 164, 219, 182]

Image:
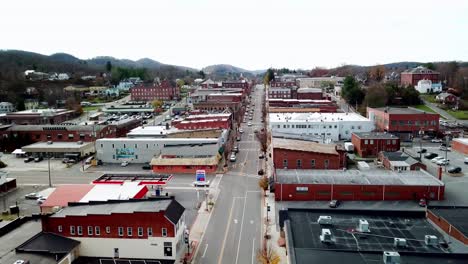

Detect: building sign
[116, 148, 135, 159]
[195, 170, 206, 182]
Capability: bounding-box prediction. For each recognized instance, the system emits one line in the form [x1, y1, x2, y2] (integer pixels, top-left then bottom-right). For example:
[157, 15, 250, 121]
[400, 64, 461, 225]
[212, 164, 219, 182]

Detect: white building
[96, 137, 224, 163]
[415, 79, 443, 94]
[269, 112, 375, 141]
[0, 102, 15, 114]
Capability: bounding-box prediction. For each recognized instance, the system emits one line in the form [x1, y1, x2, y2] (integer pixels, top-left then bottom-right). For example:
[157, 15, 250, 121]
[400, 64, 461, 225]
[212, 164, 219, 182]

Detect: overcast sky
[2, 0, 468, 70]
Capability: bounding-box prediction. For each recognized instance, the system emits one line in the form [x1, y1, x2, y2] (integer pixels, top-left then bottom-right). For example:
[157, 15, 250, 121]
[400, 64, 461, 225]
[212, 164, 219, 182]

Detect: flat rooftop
[282, 209, 467, 264]
[371, 107, 437, 115]
[269, 112, 371, 123]
[126, 125, 179, 137]
[273, 138, 340, 155]
[297, 88, 322, 93]
[268, 99, 332, 103]
[429, 207, 468, 238]
[353, 132, 399, 139]
[7, 109, 71, 115]
[276, 169, 444, 186]
[22, 141, 94, 150]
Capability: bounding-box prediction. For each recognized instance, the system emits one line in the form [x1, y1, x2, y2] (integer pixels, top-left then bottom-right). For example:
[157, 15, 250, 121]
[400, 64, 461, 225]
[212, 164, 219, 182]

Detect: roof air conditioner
[383, 251, 400, 264]
[77, 141, 83, 145]
[394, 238, 407, 247]
[358, 219, 370, 233]
[424, 235, 438, 246]
[47, 141, 53, 145]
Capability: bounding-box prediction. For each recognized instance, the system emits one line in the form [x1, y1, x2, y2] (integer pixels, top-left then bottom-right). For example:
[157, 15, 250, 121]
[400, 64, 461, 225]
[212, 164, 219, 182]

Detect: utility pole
[48, 153, 52, 187]
[444, 135, 448, 172]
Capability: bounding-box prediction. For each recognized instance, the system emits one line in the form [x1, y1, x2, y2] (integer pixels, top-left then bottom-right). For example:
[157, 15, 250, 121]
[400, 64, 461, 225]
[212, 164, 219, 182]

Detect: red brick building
[268, 87, 292, 99]
[452, 138, 468, 155]
[367, 107, 439, 140]
[401, 66, 440, 86]
[206, 93, 243, 102]
[151, 155, 218, 174]
[274, 169, 444, 201]
[296, 88, 323, 100]
[273, 138, 346, 170]
[1, 109, 77, 125]
[378, 151, 426, 171]
[268, 99, 338, 112]
[174, 118, 230, 130]
[351, 132, 400, 157]
[0, 124, 116, 152]
[270, 80, 296, 87]
[130, 80, 180, 101]
[40, 198, 185, 260]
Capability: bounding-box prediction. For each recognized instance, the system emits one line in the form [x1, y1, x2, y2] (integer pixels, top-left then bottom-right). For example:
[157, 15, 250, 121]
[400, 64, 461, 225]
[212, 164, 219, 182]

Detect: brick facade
[427, 210, 468, 245]
[130, 80, 179, 101]
[351, 133, 400, 158]
[273, 148, 346, 170]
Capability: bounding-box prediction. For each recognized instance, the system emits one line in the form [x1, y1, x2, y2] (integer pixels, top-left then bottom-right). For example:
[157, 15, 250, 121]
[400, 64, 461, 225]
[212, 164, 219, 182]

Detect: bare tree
[257, 245, 281, 264]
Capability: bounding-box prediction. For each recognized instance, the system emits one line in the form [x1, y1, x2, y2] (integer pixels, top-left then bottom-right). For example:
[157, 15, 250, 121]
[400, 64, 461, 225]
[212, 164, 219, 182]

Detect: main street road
[193, 85, 264, 264]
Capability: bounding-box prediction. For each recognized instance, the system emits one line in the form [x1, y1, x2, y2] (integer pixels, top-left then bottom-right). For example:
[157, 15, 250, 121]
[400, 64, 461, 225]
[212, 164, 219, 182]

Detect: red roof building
[130, 80, 180, 101]
[41, 198, 185, 261]
[401, 66, 440, 86]
[273, 138, 346, 171]
[351, 132, 400, 158]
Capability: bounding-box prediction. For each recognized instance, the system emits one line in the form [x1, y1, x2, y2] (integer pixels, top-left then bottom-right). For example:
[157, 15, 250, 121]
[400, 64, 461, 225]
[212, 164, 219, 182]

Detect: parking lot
[0, 185, 49, 216]
[1, 154, 68, 172]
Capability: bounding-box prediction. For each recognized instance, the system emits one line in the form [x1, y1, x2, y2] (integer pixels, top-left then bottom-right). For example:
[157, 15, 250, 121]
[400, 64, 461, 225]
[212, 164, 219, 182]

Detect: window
[77, 226, 83, 235]
[283, 159, 288, 168]
[57, 134, 63, 139]
[35, 134, 40, 139]
[364, 140, 368, 145]
[296, 187, 308, 193]
[162, 228, 167, 237]
[127, 227, 133, 236]
[70, 226, 75, 235]
[147, 227, 153, 236]
[58, 225, 63, 232]
[118, 227, 124, 236]
[47, 134, 51, 140]
[324, 160, 329, 169]
[362, 191, 375, 196]
[311, 159, 315, 168]
[79, 134, 85, 139]
[88, 226, 93, 235]
[95, 226, 101, 236]
[340, 191, 353, 196]
[387, 140, 390, 144]
[370, 140, 374, 144]
[138, 227, 143, 237]
[317, 191, 331, 196]
[68, 134, 74, 139]
[392, 140, 396, 144]
[296, 159, 302, 168]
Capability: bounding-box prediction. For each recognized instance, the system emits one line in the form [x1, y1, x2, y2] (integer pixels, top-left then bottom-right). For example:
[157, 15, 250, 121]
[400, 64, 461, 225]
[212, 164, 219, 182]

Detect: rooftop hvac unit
[317, 216, 332, 225]
[383, 251, 400, 264]
[52, 206, 61, 213]
[320, 228, 333, 244]
[77, 141, 83, 145]
[394, 238, 407, 247]
[424, 235, 438, 246]
[358, 219, 370, 233]
[47, 141, 53, 145]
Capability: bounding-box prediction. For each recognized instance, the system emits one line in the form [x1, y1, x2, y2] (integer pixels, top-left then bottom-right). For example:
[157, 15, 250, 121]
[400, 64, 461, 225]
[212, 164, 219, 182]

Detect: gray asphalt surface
[193, 85, 264, 264]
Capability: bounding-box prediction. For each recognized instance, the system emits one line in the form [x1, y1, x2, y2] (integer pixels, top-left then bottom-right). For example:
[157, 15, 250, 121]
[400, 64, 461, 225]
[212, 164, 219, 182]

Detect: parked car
[248, 122, 252, 126]
[236, 136, 241, 141]
[436, 159, 450, 166]
[85, 156, 94, 165]
[431, 138, 443, 143]
[424, 153, 438, 159]
[431, 157, 444, 163]
[448, 166, 462, 173]
[233, 146, 239, 153]
[97, 159, 103, 165]
[417, 148, 427, 153]
[24, 157, 34, 163]
[193, 180, 210, 187]
[37, 197, 47, 205]
[34, 156, 43, 162]
[258, 152, 265, 159]
[121, 161, 129, 167]
[62, 158, 76, 164]
[230, 153, 237, 162]
[439, 146, 451, 151]
[13, 260, 30, 264]
[418, 198, 427, 207]
[24, 192, 41, 199]
[142, 163, 151, 170]
[465, 157, 468, 164]
[329, 200, 340, 208]
[258, 169, 264, 175]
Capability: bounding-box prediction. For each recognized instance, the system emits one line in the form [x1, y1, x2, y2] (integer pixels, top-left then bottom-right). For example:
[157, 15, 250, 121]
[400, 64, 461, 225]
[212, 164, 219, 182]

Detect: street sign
[196, 170, 206, 182]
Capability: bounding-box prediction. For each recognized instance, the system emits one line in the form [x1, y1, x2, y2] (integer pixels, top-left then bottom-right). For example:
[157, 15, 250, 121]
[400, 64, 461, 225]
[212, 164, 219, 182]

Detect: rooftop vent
[320, 228, 333, 244]
[317, 216, 332, 225]
[77, 141, 83, 145]
[383, 251, 400, 264]
[394, 238, 407, 247]
[47, 141, 53, 145]
[424, 235, 438, 246]
[358, 219, 370, 233]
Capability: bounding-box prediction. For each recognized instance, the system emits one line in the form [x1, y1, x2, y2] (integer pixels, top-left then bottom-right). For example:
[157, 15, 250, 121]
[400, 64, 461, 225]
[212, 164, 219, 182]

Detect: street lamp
[48, 153, 52, 187]
[419, 129, 424, 160]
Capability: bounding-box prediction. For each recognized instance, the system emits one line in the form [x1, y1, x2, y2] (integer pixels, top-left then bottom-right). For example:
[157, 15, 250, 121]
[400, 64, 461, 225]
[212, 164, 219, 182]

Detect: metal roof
[353, 132, 399, 140]
[275, 169, 444, 186]
[273, 138, 340, 155]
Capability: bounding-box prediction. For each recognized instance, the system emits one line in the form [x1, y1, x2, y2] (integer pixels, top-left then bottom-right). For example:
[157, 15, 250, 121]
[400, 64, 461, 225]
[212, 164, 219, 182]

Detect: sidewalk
[262, 190, 288, 264]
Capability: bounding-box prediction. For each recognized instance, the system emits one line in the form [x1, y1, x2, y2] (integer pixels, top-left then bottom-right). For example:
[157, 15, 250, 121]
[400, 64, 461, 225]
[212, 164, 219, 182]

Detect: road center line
[217, 197, 241, 264]
[251, 238, 256, 264]
[235, 194, 248, 264]
[202, 243, 209, 258]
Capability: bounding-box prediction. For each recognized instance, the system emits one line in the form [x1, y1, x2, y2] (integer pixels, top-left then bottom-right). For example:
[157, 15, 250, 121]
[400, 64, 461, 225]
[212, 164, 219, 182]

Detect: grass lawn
[412, 104, 436, 113]
[421, 94, 437, 103]
[83, 106, 101, 111]
[446, 109, 468, 120]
